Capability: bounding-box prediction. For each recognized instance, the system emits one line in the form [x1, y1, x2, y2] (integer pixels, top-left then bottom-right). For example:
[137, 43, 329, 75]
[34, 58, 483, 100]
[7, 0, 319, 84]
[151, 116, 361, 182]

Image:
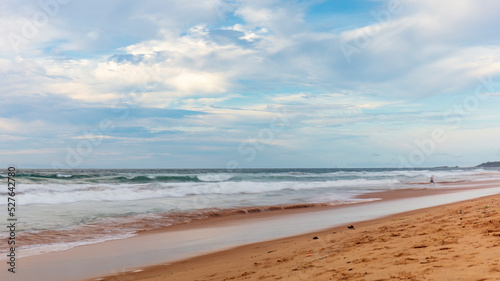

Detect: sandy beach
[84, 190, 500, 281]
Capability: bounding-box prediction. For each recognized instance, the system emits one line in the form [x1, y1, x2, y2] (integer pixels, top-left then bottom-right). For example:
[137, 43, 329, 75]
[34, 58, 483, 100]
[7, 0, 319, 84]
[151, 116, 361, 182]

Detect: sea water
[1, 167, 498, 258]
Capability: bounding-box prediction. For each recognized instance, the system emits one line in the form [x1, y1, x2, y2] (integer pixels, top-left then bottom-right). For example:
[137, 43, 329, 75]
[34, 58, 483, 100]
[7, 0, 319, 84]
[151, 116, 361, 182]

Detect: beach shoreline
[3, 180, 500, 281]
[7, 168, 499, 262]
[108, 179, 500, 239]
[86, 191, 500, 281]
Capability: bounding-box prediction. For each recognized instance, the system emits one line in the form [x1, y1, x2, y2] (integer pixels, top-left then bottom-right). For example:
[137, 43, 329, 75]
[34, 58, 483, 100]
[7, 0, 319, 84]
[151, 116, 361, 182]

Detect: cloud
[5, 0, 500, 102]
[332, 0, 500, 97]
[2, 0, 500, 167]
[0, 0, 236, 55]
[0, 148, 58, 155]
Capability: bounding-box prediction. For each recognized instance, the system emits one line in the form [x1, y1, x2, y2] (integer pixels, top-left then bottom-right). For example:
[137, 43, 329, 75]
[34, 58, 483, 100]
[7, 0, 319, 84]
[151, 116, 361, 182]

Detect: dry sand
[92, 193, 500, 281]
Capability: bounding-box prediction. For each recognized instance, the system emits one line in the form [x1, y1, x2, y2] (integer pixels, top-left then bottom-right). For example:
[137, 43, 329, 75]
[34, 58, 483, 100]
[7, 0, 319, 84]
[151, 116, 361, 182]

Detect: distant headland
[476, 161, 500, 167]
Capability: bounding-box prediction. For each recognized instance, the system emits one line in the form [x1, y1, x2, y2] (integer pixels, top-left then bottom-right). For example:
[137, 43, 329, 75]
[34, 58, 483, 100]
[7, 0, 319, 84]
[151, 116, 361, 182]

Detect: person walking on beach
[430, 176, 434, 184]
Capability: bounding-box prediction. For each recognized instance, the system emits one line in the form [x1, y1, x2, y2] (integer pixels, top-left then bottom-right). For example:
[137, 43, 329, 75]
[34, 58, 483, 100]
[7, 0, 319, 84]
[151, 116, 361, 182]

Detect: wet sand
[92, 191, 500, 281]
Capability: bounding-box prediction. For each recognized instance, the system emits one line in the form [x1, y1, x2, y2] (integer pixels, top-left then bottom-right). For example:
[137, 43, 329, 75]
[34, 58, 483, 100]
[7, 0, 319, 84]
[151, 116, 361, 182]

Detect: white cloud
[171, 72, 227, 94]
[2, 0, 500, 168]
[0, 135, 27, 141]
[0, 117, 67, 137]
[0, 148, 58, 155]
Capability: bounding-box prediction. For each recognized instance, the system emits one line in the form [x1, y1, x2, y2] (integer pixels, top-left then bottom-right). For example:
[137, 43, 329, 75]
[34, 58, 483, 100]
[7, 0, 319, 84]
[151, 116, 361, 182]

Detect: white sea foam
[6, 178, 404, 205]
[6, 170, 491, 206]
[197, 174, 234, 182]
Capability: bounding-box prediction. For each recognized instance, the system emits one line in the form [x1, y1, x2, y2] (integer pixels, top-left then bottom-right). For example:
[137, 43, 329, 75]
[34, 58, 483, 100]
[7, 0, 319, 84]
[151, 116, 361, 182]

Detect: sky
[1, 0, 500, 169]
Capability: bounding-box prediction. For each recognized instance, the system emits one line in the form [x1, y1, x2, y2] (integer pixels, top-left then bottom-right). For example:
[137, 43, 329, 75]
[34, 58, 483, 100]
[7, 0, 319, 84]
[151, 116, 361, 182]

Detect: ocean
[1, 167, 498, 259]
